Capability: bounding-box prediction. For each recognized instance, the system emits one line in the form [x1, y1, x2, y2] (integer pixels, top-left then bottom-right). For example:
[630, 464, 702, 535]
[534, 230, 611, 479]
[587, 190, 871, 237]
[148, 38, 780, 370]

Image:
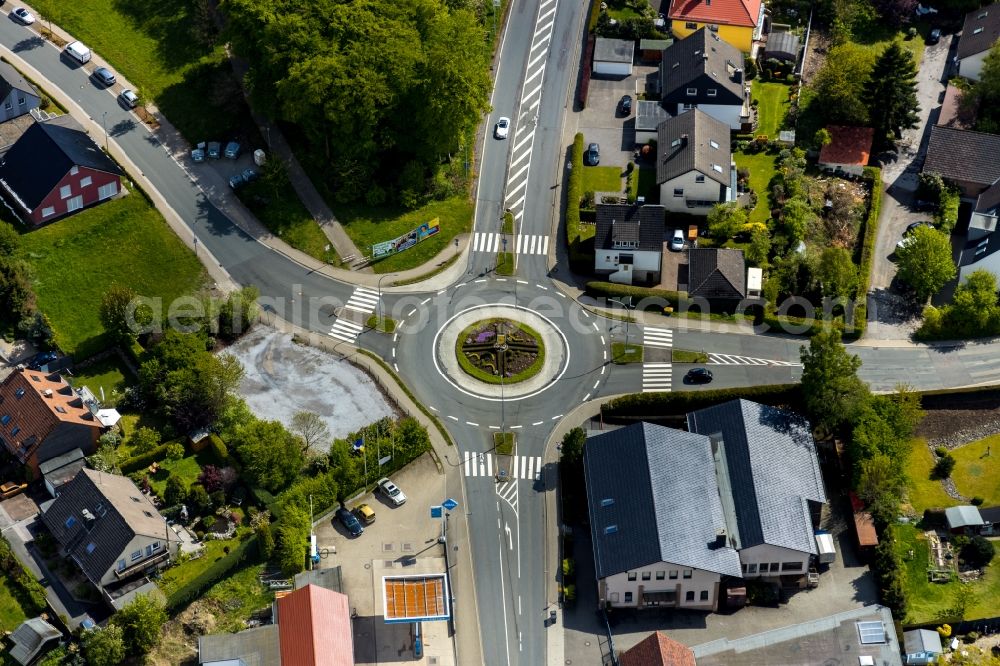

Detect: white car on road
[494, 117, 510, 139]
[377, 477, 407, 506]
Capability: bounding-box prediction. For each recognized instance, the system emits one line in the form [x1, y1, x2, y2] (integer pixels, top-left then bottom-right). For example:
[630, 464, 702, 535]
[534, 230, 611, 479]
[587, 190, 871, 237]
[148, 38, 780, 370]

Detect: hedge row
[853, 166, 883, 339]
[584, 281, 683, 308]
[0, 536, 47, 616]
[120, 441, 177, 475]
[601, 384, 801, 420]
[567, 134, 593, 272]
[164, 534, 258, 611]
[762, 312, 848, 338]
[936, 186, 960, 234]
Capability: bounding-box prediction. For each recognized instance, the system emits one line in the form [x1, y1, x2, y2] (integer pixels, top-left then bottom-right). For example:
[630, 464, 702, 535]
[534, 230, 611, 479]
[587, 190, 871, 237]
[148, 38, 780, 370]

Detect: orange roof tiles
[620, 631, 697, 666]
[382, 574, 449, 622]
[668, 0, 762, 27]
[818, 126, 875, 167]
[276, 584, 353, 666]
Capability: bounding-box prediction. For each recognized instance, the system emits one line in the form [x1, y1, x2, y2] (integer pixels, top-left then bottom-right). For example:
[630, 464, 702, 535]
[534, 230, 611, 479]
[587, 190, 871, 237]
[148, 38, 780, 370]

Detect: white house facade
[599, 562, 722, 611]
[656, 110, 735, 215]
[593, 203, 665, 284]
[957, 3, 1000, 83]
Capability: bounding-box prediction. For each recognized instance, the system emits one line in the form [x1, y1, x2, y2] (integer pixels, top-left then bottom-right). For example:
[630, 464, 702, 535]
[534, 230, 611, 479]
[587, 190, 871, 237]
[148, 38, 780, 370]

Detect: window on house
[601, 498, 614, 507]
[14, 389, 24, 398]
[60, 185, 72, 199]
[79, 176, 92, 188]
[10, 426, 19, 436]
[86, 543, 96, 554]
[656, 571, 665, 580]
[17, 97, 24, 105]
[0, 415, 8, 425]
[673, 188, 684, 197]
[70, 166, 79, 176]
[770, 562, 780, 572]
[695, 175, 705, 183]
[64, 516, 76, 529]
[669, 570, 678, 579]
[686, 87, 697, 96]
[66, 195, 83, 213]
[748, 563, 758, 574]
[98, 182, 118, 201]
[117, 559, 126, 571]
[685, 591, 694, 601]
[624, 591, 633, 603]
[707, 89, 717, 97]
[41, 207, 55, 218]
[685, 21, 697, 29]
[781, 562, 804, 572]
[54, 406, 66, 414]
[29, 375, 39, 382]
[671, 138, 682, 147]
[3, 102, 10, 111]
[710, 140, 720, 149]
[700, 590, 709, 601]
[627, 572, 637, 581]
[683, 570, 692, 579]
[641, 571, 651, 581]
[131, 550, 142, 561]
[975, 27, 984, 34]
[150, 542, 160, 552]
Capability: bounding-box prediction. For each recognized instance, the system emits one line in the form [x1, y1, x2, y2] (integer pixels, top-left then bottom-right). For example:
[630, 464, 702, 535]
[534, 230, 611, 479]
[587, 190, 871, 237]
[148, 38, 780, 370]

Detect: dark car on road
[336, 507, 363, 537]
[685, 368, 713, 384]
[584, 142, 600, 166]
[618, 95, 632, 116]
[927, 28, 941, 44]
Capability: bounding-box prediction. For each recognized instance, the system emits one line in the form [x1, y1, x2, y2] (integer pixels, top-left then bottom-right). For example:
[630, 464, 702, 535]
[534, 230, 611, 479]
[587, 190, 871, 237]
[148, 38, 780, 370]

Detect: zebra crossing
[343, 286, 380, 315]
[472, 232, 549, 256]
[642, 327, 674, 349]
[462, 452, 542, 480]
[642, 363, 673, 392]
[708, 353, 802, 367]
[327, 318, 363, 344]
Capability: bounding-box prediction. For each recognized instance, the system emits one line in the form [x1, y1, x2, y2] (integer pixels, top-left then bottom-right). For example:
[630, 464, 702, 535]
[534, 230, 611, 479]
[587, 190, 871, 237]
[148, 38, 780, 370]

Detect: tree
[707, 203, 748, 239]
[800, 330, 869, 432]
[82, 625, 126, 666]
[164, 475, 187, 508]
[111, 593, 167, 656]
[274, 505, 310, 575]
[896, 226, 956, 301]
[932, 452, 957, 479]
[863, 42, 920, 148]
[231, 419, 305, 493]
[778, 198, 814, 246]
[88, 441, 121, 474]
[560, 428, 586, 466]
[962, 536, 996, 568]
[198, 465, 224, 493]
[216, 286, 259, 341]
[857, 454, 902, 526]
[0, 221, 18, 256]
[807, 43, 876, 125]
[813, 128, 832, 149]
[0, 258, 35, 326]
[127, 427, 160, 454]
[291, 411, 330, 453]
[188, 484, 212, 515]
[815, 247, 858, 299]
[746, 227, 772, 267]
[100, 283, 150, 343]
[944, 269, 1000, 337]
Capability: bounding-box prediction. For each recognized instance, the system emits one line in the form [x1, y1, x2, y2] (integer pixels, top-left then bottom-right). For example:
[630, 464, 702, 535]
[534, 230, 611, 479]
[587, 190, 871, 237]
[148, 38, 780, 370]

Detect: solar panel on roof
[857, 620, 886, 644]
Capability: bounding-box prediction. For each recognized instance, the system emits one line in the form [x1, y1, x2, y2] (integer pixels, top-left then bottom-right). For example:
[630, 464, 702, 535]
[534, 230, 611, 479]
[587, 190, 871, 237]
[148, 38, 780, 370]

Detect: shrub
[961, 536, 995, 568]
[165, 442, 185, 460]
[202, 515, 216, 529]
[208, 434, 229, 464]
[934, 446, 948, 457]
[164, 475, 187, 508]
[119, 443, 173, 475]
[932, 453, 956, 479]
[602, 384, 801, 420]
[936, 187, 961, 234]
[579, 37, 595, 108]
[584, 281, 683, 308]
[971, 496, 985, 506]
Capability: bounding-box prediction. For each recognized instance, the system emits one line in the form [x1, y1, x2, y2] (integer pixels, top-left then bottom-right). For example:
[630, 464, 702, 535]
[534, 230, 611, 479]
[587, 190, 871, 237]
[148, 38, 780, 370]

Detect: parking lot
[312, 453, 455, 665]
[577, 65, 660, 170]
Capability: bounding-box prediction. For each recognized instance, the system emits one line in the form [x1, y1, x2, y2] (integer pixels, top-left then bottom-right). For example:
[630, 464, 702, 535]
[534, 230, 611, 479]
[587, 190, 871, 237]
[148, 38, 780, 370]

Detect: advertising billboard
[372, 219, 441, 258]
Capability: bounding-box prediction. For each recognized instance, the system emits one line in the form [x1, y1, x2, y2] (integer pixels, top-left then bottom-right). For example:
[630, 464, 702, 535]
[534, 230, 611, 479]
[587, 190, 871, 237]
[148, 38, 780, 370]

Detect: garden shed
[639, 38, 672, 62]
[635, 101, 669, 145]
[765, 30, 800, 63]
[593, 38, 634, 77]
[945, 505, 987, 534]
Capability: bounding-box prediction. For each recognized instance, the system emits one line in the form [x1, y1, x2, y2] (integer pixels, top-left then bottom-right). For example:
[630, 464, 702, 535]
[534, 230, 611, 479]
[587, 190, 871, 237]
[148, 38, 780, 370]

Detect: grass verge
[365, 315, 397, 333]
[496, 251, 515, 276]
[611, 342, 643, 364]
[0, 573, 27, 633]
[494, 431, 515, 456]
[502, 211, 514, 235]
[672, 349, 708, 363]
[240, 176, 338, 264]
[19, 194, 205, 358]
[455, 320, 546, 385]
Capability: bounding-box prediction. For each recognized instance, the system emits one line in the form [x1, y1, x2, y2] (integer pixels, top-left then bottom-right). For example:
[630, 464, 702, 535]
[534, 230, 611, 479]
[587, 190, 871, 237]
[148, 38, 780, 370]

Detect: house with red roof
[619, 631, 696, 666]
[818, 126, 874, 178]
[667, 0, 766, 53]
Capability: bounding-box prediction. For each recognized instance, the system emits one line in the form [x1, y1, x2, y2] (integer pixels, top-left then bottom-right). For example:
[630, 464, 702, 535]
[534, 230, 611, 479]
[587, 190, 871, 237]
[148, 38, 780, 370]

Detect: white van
[63, 41, 92, 64]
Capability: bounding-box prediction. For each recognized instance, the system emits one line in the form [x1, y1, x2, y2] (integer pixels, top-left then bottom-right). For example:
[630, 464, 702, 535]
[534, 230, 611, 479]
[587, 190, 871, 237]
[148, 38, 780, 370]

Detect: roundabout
[455, 318, 545, 385]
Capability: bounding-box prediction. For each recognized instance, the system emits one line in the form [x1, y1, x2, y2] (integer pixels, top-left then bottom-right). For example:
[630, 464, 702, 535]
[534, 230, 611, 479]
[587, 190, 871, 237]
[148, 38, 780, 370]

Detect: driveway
[866, 33, 955, 340]
[577, 66, 658, 166]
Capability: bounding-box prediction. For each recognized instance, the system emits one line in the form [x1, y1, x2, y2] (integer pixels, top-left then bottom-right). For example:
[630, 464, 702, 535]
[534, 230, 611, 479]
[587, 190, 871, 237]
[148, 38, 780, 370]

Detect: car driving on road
[494, 117, 510, 139]
[377, 477, 407, 506]
[336, 506, 364, 537]
[685, 368, 713, 384]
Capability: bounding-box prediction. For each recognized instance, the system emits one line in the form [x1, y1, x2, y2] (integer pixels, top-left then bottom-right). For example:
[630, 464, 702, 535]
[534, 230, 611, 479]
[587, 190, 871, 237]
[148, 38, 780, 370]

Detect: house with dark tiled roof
[594, 204, 666, 285]
[667, 0, 765, 53]
[957, 2, 1000, 82]
[0, 62, 40, 124]
[656, 110, 735, 214]
[659, 29, 752, 131]
[619, 631, 696, 666]
[923, 124, 1000, 198]
[40, 468, 180, 608]
[0, 115, 123, 225]
[0, 369, 105, 474]
[198, 580, 353, 666]
[686, 247, 746, 303]
[817, 126, 874, 178]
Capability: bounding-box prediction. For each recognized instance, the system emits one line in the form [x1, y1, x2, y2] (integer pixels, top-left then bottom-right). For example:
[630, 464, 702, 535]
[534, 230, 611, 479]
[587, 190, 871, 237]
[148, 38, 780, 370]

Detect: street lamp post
[101, 111, 109, 153]
[376, 273, 392, 329]
[608, 296, 634, 349]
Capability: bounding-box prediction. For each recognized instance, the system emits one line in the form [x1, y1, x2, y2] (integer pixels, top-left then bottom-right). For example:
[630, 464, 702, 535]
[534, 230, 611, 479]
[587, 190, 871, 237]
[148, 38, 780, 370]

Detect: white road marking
[642, 362, 673, 392]
[642, 326, 674, 349]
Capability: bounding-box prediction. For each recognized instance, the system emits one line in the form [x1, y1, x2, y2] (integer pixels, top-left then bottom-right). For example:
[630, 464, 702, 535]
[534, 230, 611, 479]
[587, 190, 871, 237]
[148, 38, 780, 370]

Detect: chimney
[715, 528, 727, 547]
[733, 68, 743, 84]
[680, 134, 688, 147]
[81, 508, 96, 529]
[42, 389, 53, 398]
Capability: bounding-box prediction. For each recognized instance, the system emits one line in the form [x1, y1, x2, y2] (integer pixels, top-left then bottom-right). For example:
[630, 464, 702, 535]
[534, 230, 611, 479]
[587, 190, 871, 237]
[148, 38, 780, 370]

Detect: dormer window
[86, 543, 96, 554]
[54, 406, 66, 414]
[671, 138, 682, 147]
[10, 426, 19, 436]
[686, 87, 697, 96]
[0, 415, 8, 425]
[975, 27, 984, 34]
[707, 89, 717, 97]
[712, 164, 723, 173]
[710, 140, 720, 149]
[14, 389, 24, 398]
[601, 498, 615, 507]
[605, 525, 619, 534]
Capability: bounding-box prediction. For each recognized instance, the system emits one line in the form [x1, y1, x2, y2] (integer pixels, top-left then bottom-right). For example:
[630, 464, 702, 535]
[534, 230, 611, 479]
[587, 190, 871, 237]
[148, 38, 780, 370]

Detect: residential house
[957, 2, 1000, 82]
[584, 422, 744, 611]
[635, 100, 670, 145]
[0, 62, 40, 124]
[923, 125, 1000, 198]
[593, 37, 635, 77]
[667, 0, 765, 53]
[659, 29, 752, 131]
[817, 126, 874, 178]
[903, 628, 944, 665]
[39, 447, 86, 497]
[0, 115, 123, 225]
[693, 605, 902, 666]
[686, 399, 826, 578]
[40, 468, 181, 608]
[686, 247, 746, 305]
[0, 369, 105, 475]
[619, 631, 696, 666]
[8, 617, 61, 666]
[594, 203, 666, 285]
[198, 580, 354, 666]
[944, 505, 987, 535]
[656, 110, 735, 214]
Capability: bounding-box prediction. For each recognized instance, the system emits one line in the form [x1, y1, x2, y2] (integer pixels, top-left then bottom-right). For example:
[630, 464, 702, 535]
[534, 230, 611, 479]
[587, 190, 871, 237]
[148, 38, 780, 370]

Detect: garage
[593, 37, 634, 77]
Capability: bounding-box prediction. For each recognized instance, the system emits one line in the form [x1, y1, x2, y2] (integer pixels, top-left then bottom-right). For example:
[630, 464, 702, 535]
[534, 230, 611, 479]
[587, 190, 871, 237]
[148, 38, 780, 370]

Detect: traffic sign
[442, 498, 459, 511]
[430, 505, 443, 518]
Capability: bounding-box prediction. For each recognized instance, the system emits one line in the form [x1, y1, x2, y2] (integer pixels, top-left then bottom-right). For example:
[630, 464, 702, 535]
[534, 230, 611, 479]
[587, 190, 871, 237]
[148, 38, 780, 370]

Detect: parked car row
[334, 477, 406, 537]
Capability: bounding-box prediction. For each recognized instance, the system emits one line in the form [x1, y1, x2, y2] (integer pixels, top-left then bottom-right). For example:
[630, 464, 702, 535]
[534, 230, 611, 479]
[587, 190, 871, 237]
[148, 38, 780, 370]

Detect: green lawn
[0, 572, 27, 633]
[751, 80, 791, 138]
[28, 0, 250, 141]
[494, 431, 514, 456]
[734, 151, 779, 225]
[70, 355, 134, 406]
[904, 438, 954, 513]
[896, 523, 1000, 624]
[496, 251, 515, 276]
[18, 194, 205, 358]
[338, 196, 472, 274]
[147, 451, 212, 498]
[240, 179, 337, 265]
[905, 436, 1000, 513]
[672, 349, 708, 363]
[628, 166, 659, 203]
[201, 564, 274, 633]
[157, 537, 240, 600]
[611, 342, 643, 364]
[581, 166, 624, 196]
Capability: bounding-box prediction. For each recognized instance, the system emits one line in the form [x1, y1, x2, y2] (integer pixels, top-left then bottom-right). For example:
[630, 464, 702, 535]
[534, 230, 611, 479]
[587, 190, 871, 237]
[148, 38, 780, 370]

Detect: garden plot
[224, 326, 395, 447]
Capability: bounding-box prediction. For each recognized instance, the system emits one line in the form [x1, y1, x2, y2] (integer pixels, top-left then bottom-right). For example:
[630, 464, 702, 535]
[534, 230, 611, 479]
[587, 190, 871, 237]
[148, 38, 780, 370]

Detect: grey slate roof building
[765, 31, 800, 62]
[595, 37, 635, 64]
[924, 125, 1000, 194]
[41, 468, 179, 588]
[0, 61, 39, 115]
[687, 248, 746, 300]
[659, 28, 744, 106]
[687, 399, 825, 554]
[8, 617, 61, 665]
[635, 100, 670, 136]
[584, 422, 742, 579]
[198, 625, 281, 666]
[958, 2, 1000, 60]
[594, 204, 666, 251]
[656, 110, 731, 187]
